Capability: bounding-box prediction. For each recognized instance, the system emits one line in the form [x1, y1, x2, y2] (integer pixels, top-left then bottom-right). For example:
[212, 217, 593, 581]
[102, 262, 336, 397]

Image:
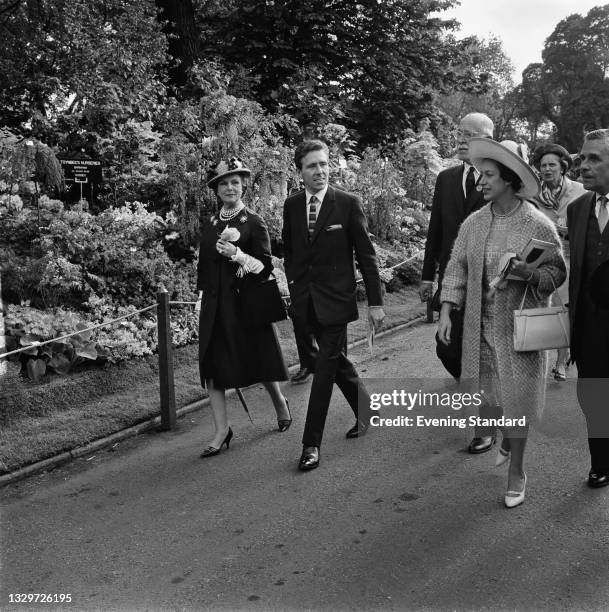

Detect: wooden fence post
[0, 274, 6, 375]
[157, 288, 176, 430]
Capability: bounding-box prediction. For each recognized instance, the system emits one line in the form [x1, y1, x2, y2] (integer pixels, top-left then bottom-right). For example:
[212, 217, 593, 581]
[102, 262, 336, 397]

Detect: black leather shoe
[200, 427, 233, 458]
[291, 367, 313, 384]
[468, 436, 496, 454]
[298, 446, 319, 471]
[588, 471, 609, 488]
[346, 419, 369, 439]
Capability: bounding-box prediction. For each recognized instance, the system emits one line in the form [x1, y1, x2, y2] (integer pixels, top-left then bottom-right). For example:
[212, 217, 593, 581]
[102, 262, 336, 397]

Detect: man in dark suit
[567, 129, 609, 488]
[419, 112, 498, 455]
[282, 139, 385, 471]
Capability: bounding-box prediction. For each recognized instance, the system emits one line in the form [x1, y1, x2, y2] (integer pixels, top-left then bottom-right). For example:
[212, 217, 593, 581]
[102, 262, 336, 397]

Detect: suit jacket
[567, 191, 601, 358]
[421, 164, 486, 282]
[282, 186, 382, 326]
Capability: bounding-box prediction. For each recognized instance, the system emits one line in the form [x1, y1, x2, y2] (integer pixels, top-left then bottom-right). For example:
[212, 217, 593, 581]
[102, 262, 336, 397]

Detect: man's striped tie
[308, 195, 318, 237]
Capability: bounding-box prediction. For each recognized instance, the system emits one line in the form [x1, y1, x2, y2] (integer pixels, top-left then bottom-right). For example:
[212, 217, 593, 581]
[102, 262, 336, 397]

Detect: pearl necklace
[219, 204, 245, 221]
[492, 199, 522, 218]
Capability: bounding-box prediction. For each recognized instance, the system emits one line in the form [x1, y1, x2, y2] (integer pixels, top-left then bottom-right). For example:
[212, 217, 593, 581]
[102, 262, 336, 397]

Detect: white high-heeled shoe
[504, 473, 527, 508]
[495, 446, 510, 467]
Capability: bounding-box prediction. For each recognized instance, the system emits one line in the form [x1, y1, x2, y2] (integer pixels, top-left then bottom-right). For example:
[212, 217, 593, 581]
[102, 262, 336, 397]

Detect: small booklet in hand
[489, 238, 555, 290]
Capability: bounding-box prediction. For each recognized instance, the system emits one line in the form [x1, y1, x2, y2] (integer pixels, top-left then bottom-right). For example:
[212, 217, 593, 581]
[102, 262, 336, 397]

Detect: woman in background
[196, 158, 290, 458]
[533, 144, 587, 381]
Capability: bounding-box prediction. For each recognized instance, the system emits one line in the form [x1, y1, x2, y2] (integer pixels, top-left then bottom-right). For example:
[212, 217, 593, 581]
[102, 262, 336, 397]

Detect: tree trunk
[155, 0, 201, 89]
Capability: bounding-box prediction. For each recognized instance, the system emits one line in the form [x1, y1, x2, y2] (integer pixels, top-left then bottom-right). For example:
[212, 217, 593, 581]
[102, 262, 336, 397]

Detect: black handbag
[239, 273, 288, 328]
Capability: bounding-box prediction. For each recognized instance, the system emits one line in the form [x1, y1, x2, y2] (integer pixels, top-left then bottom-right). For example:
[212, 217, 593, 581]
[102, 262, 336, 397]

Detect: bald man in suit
[420, 112, 498, 454]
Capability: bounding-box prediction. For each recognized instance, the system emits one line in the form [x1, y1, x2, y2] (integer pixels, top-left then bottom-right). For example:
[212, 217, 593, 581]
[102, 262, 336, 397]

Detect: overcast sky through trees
[442, 0, 607, 79]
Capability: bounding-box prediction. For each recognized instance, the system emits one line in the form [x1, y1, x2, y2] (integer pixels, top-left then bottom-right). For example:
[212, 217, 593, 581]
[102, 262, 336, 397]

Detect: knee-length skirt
[199, 304, 288, 389]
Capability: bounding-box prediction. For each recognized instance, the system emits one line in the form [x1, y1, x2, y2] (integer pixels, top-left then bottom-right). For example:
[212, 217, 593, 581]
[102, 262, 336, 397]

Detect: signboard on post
[59, 158, 102, 205]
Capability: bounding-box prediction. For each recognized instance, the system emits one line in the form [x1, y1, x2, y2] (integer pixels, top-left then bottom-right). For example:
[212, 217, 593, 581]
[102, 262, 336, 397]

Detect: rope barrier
[384, 250, 424, 272]
[0, 304, 157, 361]
[1, 250, 425, 361]
[353, 249, 423, 284]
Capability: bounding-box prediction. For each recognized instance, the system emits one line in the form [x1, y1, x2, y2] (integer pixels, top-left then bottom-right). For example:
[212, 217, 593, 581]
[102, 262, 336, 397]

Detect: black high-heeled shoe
[277, 397, 292, 432]
[200, 427, 233, 458]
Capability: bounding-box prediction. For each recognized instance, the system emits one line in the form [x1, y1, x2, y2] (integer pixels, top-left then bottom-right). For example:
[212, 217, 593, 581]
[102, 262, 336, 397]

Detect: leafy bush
[5, 306, 108, 381]
[4, 301, 199, 381]
[0, 200, 197, 310]
[337, 122, 444, 249]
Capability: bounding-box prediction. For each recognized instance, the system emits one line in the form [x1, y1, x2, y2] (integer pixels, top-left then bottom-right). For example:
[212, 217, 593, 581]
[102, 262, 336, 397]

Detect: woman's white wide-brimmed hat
[469, 137, 541, 199]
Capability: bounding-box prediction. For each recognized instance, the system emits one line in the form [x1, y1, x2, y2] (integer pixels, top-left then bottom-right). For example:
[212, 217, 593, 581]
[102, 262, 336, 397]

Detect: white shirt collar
[306, 186, 328, 205]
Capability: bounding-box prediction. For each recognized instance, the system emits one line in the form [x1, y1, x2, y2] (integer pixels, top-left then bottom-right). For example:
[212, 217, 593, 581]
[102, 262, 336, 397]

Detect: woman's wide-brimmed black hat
[590, 260, 609, 308]
[207, 157, 251, 189]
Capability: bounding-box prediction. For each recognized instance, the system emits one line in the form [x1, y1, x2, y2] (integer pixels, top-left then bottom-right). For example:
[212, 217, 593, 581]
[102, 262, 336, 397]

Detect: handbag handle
[517, 274, 565, 314]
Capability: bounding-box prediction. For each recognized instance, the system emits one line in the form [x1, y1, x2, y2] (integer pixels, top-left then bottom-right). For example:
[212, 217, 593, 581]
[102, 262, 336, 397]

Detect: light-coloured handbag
[513, 277, 569, 352]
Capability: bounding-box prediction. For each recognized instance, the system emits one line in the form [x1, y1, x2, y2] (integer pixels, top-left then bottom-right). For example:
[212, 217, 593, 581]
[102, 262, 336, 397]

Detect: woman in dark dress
[196, 158, 290, 458]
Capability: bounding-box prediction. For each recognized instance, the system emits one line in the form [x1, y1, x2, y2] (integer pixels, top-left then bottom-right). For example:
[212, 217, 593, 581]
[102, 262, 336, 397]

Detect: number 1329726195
[8, 594, 72, 603]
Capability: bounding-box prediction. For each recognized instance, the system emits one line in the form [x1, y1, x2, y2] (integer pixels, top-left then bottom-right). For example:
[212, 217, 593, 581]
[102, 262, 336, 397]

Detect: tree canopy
[0, 0, 168, 143]
[202, 0, 489, 146]
[0, 0, 506, 151]
[519, 5, 609, 151]
[437, 35, 518, 142]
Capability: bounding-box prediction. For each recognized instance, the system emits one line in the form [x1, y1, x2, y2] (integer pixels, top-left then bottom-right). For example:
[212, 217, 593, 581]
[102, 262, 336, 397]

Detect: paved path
[2, 322, 608, 611]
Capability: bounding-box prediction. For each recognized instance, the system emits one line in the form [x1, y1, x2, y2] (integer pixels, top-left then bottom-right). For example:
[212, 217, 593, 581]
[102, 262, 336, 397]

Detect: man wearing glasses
[420, 112, 497, 454]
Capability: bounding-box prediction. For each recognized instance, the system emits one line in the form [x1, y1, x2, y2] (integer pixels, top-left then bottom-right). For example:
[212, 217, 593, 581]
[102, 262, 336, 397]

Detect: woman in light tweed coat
[438, 139, 566, 508]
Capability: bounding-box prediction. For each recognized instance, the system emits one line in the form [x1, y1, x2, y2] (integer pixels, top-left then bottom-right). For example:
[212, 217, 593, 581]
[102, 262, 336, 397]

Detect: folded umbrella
[235, 388, 254, 424]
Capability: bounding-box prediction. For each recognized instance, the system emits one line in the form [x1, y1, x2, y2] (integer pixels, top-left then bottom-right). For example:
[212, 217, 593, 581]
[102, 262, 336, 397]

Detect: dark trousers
[302, 300, 370, 447]
[574, 306, 609, 473]
[290, 312, 318, 371]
